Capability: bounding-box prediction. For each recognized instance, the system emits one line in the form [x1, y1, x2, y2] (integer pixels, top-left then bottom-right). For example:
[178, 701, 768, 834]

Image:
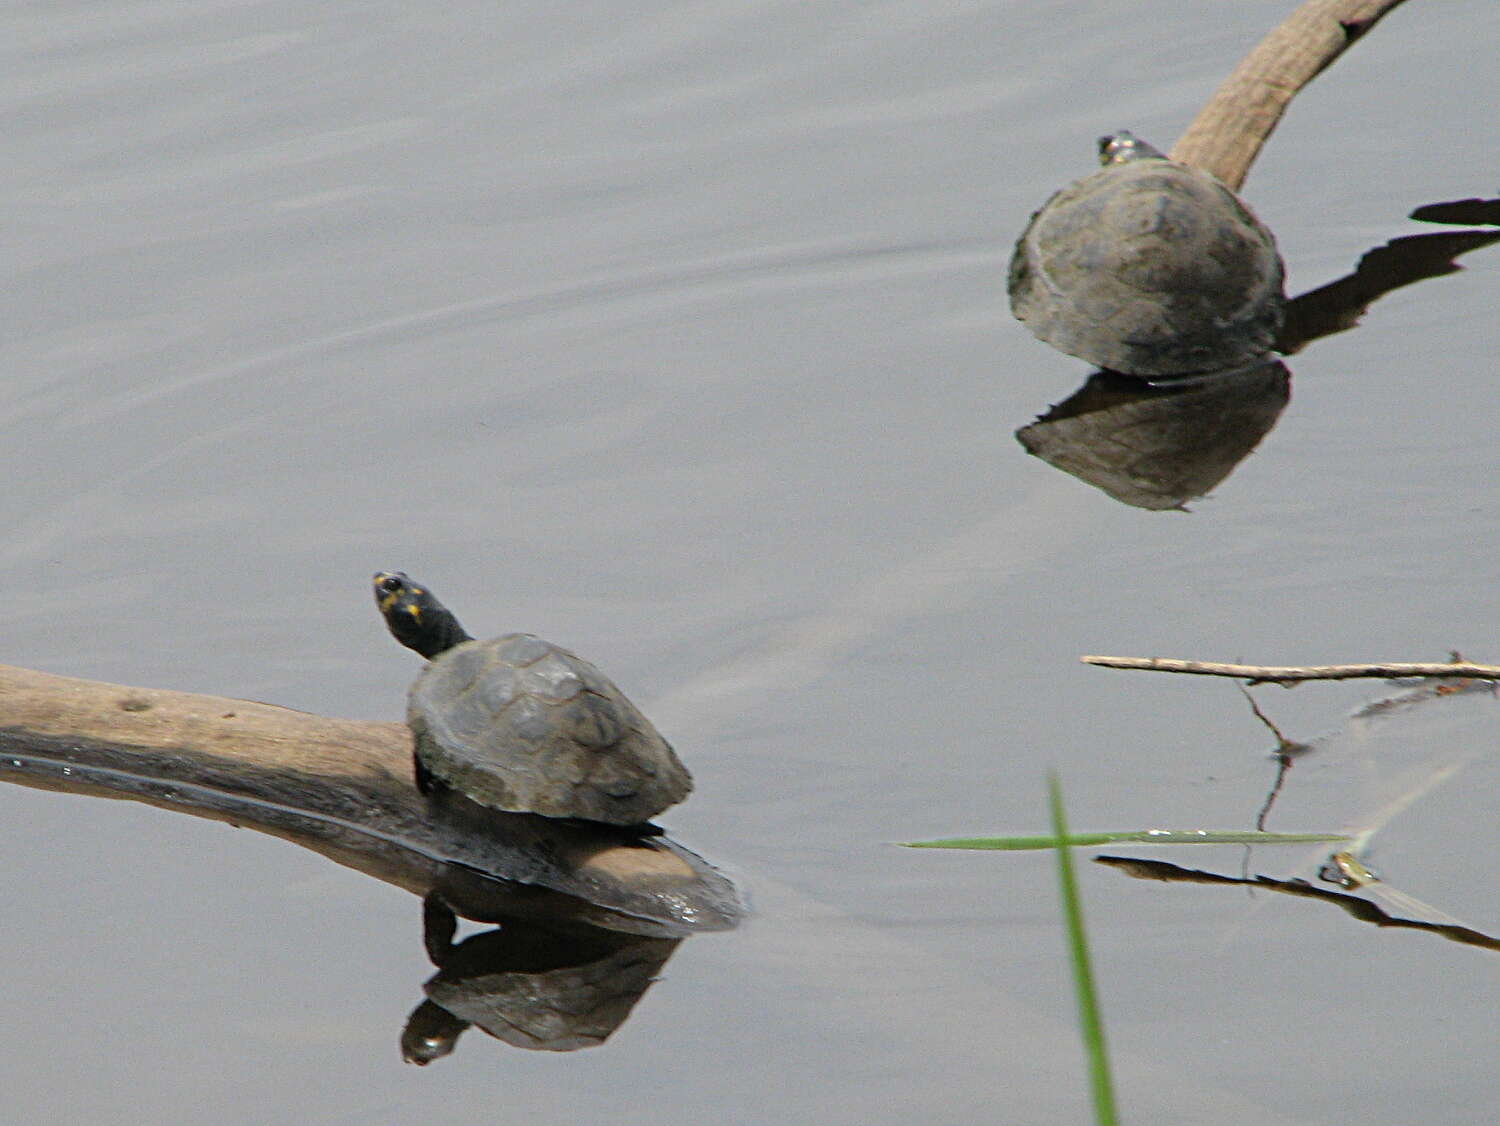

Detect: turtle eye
[379, 574, 406, 595]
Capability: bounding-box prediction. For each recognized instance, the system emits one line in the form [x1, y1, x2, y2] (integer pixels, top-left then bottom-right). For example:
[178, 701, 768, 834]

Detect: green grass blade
[1049, 773, 1117, 1126]
[900, 829, 1349, 850]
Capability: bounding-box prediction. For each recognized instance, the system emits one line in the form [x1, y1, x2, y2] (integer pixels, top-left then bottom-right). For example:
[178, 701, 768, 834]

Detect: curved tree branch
[1171, 0, 1410, 188]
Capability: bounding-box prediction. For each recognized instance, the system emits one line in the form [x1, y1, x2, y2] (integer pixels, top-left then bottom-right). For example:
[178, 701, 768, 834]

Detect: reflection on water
[1096, 855, 1500, 954]
[1092, 673, 1500, 951]
[1, 713, 730, 1065]
[403, 893, 680, 1062]
[8, 718, 701, 1063]
[1017, 213, 1500, 509]
[1016, 361, 1289, 511]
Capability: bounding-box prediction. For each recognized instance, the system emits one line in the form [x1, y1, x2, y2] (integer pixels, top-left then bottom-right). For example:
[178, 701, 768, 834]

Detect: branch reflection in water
[1095, 855, 1500, 954]
[1086, 673, 1499, 954]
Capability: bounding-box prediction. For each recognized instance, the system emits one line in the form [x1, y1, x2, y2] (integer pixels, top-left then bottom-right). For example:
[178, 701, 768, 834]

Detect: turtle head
[1097, 131, 1168, 166]
[373, 571, 474, 659]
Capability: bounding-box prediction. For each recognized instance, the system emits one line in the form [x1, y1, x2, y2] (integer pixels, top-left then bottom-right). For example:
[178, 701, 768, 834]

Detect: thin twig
[1238, 685, 1306, 752]
[1239, 685, 1305, 832]
[1080, 656, 1500, 684]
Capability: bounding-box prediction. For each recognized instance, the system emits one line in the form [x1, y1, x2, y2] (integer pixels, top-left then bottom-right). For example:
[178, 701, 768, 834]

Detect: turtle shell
[1009, 156, 1285, 376]
[408, 633, 691, 825]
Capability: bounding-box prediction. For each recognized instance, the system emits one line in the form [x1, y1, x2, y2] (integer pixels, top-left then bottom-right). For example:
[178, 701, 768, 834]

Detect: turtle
[373, 571, 692, 827]
[1008, 131, 1285, 377]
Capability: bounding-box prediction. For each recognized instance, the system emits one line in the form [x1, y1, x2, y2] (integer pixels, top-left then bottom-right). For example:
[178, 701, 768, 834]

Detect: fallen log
[0, 663, 742, 936]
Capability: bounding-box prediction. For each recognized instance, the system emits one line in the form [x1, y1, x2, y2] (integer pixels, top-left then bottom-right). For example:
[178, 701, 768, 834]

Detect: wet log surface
[0, 663, 742, 937]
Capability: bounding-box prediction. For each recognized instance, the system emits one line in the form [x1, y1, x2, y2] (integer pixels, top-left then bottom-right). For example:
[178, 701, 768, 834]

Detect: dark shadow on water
[1016, 209, 1500, 509]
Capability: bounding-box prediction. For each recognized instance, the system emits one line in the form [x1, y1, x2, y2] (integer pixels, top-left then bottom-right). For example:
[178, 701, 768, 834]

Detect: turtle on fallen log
[373, 570, 692, 828]
[0, 662, 741, 938]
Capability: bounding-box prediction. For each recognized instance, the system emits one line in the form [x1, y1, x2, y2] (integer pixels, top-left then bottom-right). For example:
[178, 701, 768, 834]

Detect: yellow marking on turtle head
[376, 574, 426, 617]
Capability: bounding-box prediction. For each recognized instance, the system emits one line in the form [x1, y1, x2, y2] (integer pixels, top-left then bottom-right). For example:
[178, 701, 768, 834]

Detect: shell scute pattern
[1010, 142, 1284, 376]
[409, 633, 690, 824]
[515, 650, 587, 703]
[495, 633, 553, 665]
[501, 692, 554, 746]
[569, 690, 630, 750]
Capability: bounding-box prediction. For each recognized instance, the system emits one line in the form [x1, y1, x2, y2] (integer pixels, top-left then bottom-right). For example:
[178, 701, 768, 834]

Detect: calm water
[4, 2, 1499, 1123]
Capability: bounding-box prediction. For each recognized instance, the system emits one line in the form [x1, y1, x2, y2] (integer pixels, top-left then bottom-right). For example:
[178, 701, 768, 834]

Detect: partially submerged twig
[1238, 684, 1307, 752]
[1241, 685, 1307, 831]
[1170, 0, 1411, 188]
[1080, 655, 1500, 685]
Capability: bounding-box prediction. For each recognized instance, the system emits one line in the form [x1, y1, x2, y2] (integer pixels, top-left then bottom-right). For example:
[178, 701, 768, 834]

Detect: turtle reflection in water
[1009, 131, 1285, 377]
[373, 571, 691, 829]
[402, 894, 680, 1061]
[1016, 360, 1291, 510]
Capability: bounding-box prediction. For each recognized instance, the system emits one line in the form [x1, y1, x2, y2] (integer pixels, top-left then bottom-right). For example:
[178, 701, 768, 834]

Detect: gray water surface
[5, 2, 1500, 1123]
